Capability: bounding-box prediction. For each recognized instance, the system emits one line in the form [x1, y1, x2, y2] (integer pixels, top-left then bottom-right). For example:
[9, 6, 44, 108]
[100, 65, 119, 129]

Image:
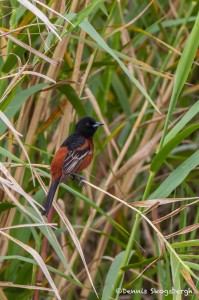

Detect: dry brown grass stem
[0, 29, 57, 65]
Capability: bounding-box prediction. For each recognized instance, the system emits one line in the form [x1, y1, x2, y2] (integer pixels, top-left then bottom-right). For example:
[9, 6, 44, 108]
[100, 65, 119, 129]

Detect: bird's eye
[86, 122, 91, 127]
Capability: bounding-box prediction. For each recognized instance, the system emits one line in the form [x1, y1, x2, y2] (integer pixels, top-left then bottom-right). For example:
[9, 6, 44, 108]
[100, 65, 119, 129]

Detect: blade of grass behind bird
[149, 150, 199, 199]
[150, 124, 199, 173]
[80, 20, 162, 115]
[159, 11, 199, 149]
[164, 100, 199, 145]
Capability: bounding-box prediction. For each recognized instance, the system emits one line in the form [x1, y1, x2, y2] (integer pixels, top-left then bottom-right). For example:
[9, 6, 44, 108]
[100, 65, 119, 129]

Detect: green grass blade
[112, 74, 131, 116]
[0, 255, 82, 286]
[149, 150, 199, 199]
[164, 100, 199, 145]
[102, 121, 126, 149]
[170, 252, 182, 300]
[159, 11, 199, 148]
[101, 251, 134, 300]
[0, 83, 47, 135]
[67, 0, 105, 31]
[80, 20, 161, 114]
[172, 240, 199, 248]
[58, 85, 87, 117]
[150, 124, 199, 172]
[62, 183, 129, 238]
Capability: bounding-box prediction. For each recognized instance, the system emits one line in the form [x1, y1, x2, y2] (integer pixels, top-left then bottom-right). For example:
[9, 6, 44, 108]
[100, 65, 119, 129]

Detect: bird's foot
[71, 173, 85, 187]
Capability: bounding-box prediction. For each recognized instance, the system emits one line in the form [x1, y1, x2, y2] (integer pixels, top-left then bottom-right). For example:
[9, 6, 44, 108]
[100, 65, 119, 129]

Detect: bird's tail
[42, 178, 60, 216]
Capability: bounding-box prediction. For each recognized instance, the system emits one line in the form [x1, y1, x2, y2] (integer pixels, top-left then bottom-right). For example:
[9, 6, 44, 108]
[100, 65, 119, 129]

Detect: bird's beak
[93, 122, 104, 128]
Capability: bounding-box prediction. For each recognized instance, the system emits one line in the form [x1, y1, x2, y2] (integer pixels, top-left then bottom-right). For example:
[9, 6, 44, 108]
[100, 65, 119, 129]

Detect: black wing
[62, 147, 89, 175]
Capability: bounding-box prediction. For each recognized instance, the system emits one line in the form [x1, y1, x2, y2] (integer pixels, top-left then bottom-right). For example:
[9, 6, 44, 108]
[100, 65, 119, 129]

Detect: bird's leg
[70, 173, 85, 186]
[59, 176, 68, 184]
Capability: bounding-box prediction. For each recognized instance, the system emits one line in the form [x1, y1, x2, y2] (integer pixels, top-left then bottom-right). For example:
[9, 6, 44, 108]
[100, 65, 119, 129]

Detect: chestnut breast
[76, 138, 94, 172]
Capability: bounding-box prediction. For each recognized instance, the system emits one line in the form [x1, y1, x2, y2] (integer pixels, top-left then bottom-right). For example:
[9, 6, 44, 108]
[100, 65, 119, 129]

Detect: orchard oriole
[42, 117, 103, 216]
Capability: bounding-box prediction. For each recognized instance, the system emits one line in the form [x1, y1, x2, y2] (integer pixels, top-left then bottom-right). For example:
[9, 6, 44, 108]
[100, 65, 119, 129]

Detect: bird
[42, 116, 104, 216]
